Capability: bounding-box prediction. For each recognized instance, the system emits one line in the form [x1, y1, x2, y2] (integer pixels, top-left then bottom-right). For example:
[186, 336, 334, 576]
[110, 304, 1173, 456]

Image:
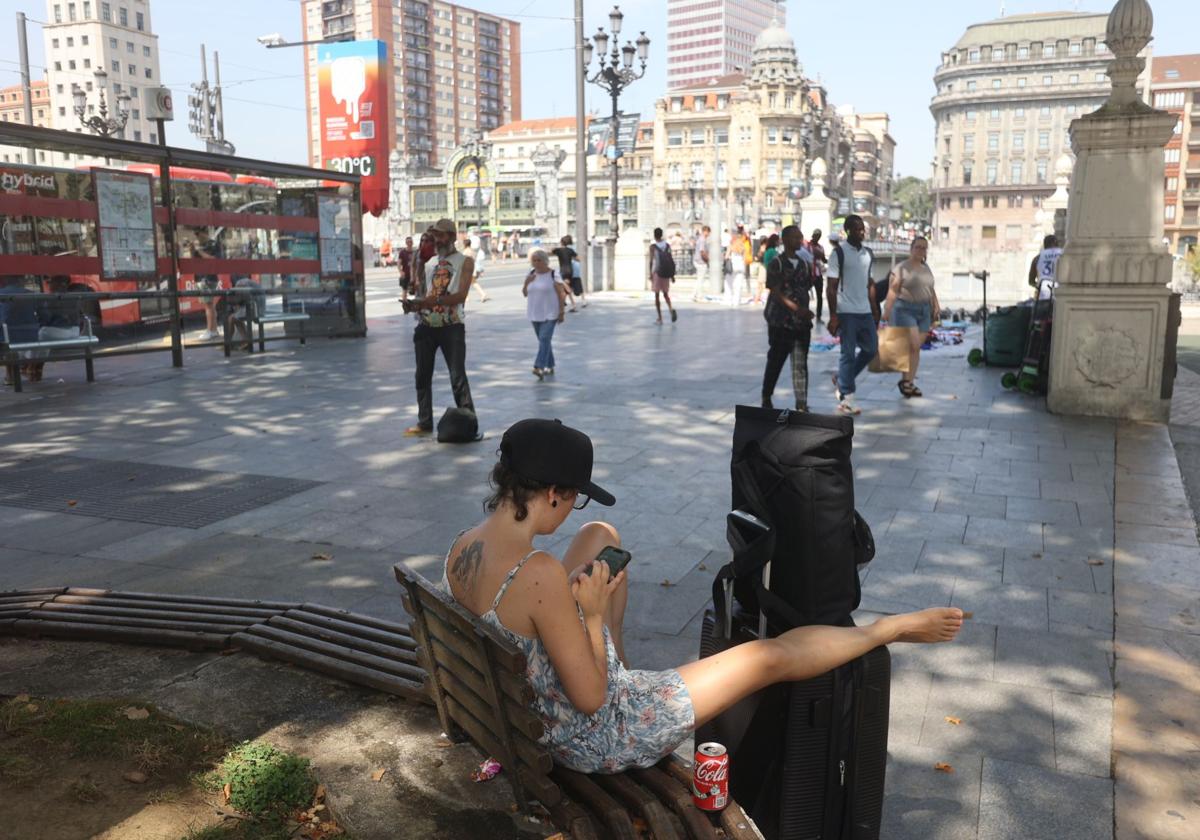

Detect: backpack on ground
[437, 408, 480, 443]
[656, 244, 677, 279]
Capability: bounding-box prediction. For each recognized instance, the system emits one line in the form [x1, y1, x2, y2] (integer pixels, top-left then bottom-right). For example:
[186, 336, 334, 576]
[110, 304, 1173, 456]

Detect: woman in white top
[523, 249, 567, 380]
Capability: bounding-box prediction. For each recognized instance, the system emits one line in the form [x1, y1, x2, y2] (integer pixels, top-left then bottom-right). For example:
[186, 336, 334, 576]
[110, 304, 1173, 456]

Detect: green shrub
[213, 742, 314, 818]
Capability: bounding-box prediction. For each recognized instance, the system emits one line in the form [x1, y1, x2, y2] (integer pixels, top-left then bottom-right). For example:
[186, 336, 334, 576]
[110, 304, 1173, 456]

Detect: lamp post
[460, 128, 492, 242]
[584, 6, 650, 241]
[72, 69, 130, 137]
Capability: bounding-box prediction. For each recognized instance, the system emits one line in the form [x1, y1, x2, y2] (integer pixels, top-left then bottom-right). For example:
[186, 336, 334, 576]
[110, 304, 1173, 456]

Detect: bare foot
[893, 607, 964, 643]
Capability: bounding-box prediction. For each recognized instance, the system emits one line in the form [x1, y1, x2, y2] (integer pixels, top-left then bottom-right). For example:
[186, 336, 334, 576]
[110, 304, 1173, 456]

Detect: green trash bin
[984, 304, 1032, 367]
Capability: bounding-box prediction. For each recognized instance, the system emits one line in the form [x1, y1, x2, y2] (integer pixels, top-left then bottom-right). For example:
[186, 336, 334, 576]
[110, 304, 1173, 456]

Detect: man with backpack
[761, 225, 815, 410]
[648, 227, 678, 324]
[826, 215, 879, 415]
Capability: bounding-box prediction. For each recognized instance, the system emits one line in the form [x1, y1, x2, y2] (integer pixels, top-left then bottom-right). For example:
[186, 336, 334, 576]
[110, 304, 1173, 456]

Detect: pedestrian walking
[396, 235, 415, 302]
[465, 231, 491, 303]
[692, 225, 711, 302]
[882, 236, 939, 399]
[726, 226, 750, 307]
[1029, 234, 1063, 301]
[403, 218, 477, 437]
[523, 249, 567, 380]
[761, 226, 815, 411]
[648, 228, 678, 324]
[808, 229, 827, 322]
[826, 215, 880, 416]
[553, 236, 582, 311]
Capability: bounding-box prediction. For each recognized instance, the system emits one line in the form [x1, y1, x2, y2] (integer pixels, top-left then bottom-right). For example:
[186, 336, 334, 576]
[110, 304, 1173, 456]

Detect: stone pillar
[799, 157, 837, 238]
[1046, 0, 1178, 423]
[613, 228, 647, 293]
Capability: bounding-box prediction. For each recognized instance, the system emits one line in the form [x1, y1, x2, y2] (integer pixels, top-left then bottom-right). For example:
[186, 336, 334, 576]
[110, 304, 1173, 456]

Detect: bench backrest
[394, 562, 560, 811]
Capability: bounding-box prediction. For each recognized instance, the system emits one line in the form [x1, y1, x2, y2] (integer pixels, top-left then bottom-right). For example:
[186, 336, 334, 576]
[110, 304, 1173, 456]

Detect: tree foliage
[893, 176, 932, 227]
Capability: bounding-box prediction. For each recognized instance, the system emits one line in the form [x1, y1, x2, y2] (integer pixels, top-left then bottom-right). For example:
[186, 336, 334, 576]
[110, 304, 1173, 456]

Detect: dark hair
[782, 225, 801, 239]
[483, 459, 577, 522]
[654, 227, 664, 239]
[845, 214, 864, 228]
[767, 233, 780, 248]
[561, 235, 573, 246]
[1043, 234, 1059, 249]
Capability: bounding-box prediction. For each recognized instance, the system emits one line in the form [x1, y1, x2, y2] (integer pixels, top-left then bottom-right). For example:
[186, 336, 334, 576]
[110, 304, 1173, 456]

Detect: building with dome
[666, 0, 784, 91]
[652, 18, 895, 235]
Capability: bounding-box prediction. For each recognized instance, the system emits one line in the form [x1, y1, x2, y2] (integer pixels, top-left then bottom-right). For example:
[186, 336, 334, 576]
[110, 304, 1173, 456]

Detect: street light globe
[593, 27, 609, 58]
[636, 32, 650, 62]
[621, 42, 636, 70]
[256, 33, 285, 47]
[609, 5, 624, 36]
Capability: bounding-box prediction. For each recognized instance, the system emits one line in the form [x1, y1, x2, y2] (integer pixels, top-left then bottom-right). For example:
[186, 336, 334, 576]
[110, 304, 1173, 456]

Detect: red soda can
[692, 742, 729, 811]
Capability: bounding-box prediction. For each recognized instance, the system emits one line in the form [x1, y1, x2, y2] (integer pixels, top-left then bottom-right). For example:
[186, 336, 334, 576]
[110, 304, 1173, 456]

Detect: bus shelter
[0, 123, 366, 376]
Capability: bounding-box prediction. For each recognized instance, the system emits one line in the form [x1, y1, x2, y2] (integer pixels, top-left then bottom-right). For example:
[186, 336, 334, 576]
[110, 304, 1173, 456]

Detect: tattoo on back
[452, 540, 485, 594]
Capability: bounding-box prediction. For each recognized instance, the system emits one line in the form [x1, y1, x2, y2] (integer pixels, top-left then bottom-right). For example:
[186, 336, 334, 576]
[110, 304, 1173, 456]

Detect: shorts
[399, 275, 411, 291]
[892, 299, 932, 333]
[569, 276, 584, 296]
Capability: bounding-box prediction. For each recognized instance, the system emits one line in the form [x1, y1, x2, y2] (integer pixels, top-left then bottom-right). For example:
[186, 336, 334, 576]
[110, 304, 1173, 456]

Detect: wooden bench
[395, 562, 763, 840]
[224, 295, 310, 357]
[2, 317, 99, 393]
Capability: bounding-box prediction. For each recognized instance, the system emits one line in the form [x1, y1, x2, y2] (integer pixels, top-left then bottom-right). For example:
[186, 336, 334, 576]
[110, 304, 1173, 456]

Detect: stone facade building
[392, 116, 654, 245]
[652, 20, 892, 236]
[0, 81, 51, 165]
[929, 12, 1114, 252]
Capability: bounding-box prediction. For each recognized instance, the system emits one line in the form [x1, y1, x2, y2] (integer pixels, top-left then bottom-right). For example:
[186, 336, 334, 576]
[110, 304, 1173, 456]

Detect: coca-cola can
[692, 742, 729, 811]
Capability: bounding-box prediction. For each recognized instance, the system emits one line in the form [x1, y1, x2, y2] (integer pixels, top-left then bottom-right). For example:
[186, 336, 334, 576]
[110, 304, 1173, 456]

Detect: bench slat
[12, 618, 229, 651]
[18, 610, 248, 635]
[35, 600, 262, 628]
[412, 586, 526, 674]
[242, 624, 426, 684]
[266, 616, 419, 666]
[423, 607, 526, 681]
[6, 338, 99, 351]
[591, 773, 682, 840]
[231, 632, 426, 701]
[443, 693, 553, 775]
[551, 768, 639, 840]
[629, 765, 720, 840]
[438, 665, 544, 742]
[661, 757, 761, 840]
[433, 643, 538, 729]
[428, 636, 532, 707]
[297, 603, 412, 637]
[64, 588, 300, 611]
[52, 593, 283, 618]
[544, 797, 600, 840]
[280, 609, 418, 651]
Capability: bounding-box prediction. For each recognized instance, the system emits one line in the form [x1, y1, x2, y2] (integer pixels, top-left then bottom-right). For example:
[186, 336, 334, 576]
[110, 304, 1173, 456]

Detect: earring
[551, 500, 558, 508]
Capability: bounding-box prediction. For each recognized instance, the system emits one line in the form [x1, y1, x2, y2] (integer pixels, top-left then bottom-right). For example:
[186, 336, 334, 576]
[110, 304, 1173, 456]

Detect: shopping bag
[868, 326, 911, 373]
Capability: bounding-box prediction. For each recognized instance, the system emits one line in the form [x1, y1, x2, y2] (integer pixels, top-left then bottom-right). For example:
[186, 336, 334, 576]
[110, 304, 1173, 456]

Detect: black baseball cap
[499, 419, 615, 507]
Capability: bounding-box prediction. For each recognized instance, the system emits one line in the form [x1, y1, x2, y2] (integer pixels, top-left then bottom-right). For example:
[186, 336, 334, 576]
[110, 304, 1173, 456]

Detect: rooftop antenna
[1000, 2, 1006, 17]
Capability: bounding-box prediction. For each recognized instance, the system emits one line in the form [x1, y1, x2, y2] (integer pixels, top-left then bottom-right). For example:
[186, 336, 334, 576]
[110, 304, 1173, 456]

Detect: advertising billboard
[317, 40, 389, 216]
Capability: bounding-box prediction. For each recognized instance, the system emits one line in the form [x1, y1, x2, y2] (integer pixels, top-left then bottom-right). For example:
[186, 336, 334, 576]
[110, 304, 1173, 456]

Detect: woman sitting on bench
[440, 419, 964, 774]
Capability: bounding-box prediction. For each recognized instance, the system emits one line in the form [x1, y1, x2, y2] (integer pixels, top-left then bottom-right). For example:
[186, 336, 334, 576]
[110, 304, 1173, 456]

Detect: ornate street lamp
[584, 6, 650, 240]
[72, 69, 130, 137]
[459, 128, 492, 238]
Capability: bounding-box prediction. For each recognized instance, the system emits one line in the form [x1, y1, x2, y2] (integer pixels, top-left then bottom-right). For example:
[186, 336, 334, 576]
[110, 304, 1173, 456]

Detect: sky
[3, 0, 1198, 177]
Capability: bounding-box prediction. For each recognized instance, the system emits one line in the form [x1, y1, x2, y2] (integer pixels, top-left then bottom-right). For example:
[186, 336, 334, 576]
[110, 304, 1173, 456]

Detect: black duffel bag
[716, 406, 873, 634]
[437, 407, 481, 443]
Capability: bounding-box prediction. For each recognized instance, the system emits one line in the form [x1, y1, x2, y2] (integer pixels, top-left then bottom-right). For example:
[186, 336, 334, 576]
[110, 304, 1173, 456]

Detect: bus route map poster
[317, 193, 353, 276]
[92, 168, 157, 279]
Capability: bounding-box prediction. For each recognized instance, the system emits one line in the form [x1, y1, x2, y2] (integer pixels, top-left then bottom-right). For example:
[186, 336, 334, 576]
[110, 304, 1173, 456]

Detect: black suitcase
[697, 608, 891, 840]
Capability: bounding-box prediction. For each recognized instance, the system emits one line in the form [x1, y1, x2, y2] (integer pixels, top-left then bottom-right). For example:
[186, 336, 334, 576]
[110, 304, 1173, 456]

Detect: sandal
[532, 368, 545, 380]
[909, 384, 923, 398]
[898, 380, 916, 399]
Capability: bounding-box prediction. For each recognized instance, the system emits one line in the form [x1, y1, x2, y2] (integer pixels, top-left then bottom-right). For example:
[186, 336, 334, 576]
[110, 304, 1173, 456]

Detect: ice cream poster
[317, 40, 389, 216]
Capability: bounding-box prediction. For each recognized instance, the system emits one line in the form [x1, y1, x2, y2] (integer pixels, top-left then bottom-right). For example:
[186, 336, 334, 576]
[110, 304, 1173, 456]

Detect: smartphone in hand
[596, 545, 632, 576]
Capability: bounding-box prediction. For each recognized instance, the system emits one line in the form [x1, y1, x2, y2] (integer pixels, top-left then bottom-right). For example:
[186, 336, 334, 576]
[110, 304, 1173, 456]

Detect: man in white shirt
[826, 215, 879, 415]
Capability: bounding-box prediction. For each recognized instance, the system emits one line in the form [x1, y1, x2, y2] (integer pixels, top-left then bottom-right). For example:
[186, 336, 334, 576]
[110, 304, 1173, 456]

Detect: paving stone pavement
[1, 274, 1194, 839]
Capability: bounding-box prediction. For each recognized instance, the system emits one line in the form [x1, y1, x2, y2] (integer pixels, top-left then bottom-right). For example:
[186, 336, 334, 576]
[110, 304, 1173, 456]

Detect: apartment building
[666, 0, 784, 91]
[301, 0, 521, 171]
[0, 81, 51, 164]
[841, 109, 897, 233]
[929, 12, 1113, 251]
[1153, 54, 1200, 256]
[42, 0, 162, 157]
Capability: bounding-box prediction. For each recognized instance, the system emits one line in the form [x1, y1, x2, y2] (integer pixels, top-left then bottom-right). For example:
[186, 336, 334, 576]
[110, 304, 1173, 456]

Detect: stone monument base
[613, 229, 649, 293]
[1047, 284, 1172, 423]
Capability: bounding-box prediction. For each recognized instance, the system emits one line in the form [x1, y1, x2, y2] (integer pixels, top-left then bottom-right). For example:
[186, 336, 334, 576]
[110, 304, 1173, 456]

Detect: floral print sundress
[440, 540, 695, 773]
